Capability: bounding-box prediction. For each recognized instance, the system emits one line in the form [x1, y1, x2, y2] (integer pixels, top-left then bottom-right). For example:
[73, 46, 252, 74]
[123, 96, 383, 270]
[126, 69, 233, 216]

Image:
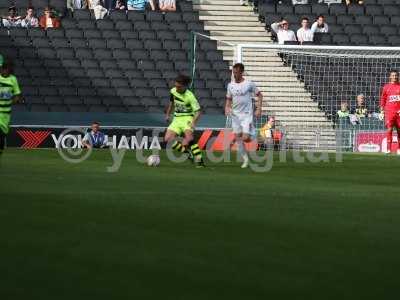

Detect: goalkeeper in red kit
[380, 70, 400, 154]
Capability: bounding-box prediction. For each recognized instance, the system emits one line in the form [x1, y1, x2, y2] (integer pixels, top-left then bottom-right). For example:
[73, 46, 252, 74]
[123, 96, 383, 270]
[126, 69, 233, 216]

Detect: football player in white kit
[225, 63, 263, 168]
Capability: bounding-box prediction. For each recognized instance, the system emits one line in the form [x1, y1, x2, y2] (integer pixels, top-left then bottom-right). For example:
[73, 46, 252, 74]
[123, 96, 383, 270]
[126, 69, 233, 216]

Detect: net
[234, 44, 400, 152]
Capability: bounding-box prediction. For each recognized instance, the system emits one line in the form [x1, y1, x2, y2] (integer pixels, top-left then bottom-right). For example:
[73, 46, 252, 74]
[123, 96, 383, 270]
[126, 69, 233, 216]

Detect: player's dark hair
[301, 17, 309, 22]
[1, 57, 14, 74]
[233, 63, 245, 72]
[175, 74, 191, 86]
[389, 70, 399, 75]
[92, 121, 100, 126]
[27, 6, 34, 10]
[317, 15, 324, 19]
[8, 6, 16, 12]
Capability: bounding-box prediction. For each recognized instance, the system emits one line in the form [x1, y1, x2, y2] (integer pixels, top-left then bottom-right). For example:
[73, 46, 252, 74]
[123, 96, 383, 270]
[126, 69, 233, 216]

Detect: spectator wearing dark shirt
[2, 6, 22, 28]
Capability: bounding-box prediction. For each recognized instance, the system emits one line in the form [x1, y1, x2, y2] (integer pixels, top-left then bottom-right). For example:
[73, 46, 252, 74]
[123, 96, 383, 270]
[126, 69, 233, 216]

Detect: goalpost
[189, 31, 400, 152]
[233, 44, 400, 153]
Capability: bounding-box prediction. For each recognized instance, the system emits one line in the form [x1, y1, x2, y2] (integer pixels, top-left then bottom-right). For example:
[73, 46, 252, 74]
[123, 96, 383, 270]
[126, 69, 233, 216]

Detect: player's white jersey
[226, 79, 260, 116]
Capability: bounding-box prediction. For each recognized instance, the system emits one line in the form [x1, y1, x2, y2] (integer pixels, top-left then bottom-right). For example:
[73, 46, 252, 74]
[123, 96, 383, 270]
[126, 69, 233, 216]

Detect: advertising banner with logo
[355, 131, 399, 153]
[8, 127, 259, 151]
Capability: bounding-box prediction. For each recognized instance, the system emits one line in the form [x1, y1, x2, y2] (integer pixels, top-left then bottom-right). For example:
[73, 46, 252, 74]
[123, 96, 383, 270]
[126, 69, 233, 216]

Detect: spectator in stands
[20, 7, 39, 28]
[297, 17, 314, 44]
[354, 94, 370, 118]
[346, 0, 363, 5]
[67, 0, 85, 11]
[127, 0, 155, 11]
[159, 0, 176, 12]
[2, 6, 22, 28]
[39, 7, 61, 29]
[271, 19, 297, 45]
[88, 0, 108, 19]
[311, 15, 329, 34]
[337, 101, 350, 118]
[115, 0, 126, 10]
[82, 122, 107, 149]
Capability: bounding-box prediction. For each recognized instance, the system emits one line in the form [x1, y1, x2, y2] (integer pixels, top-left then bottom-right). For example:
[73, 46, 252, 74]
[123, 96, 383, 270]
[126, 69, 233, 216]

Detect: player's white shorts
[231, 113, 255, 136]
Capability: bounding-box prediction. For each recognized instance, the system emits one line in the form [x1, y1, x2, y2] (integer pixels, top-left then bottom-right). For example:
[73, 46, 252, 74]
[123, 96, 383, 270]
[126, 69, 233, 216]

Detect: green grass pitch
[1, 149, 400, 299]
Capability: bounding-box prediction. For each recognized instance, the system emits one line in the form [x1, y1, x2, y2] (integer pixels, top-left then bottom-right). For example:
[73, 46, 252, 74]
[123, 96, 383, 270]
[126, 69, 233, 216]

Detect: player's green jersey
[0, 74, 21, 134]
[0, 74, 20, 114]
[170, 87, 201, 117]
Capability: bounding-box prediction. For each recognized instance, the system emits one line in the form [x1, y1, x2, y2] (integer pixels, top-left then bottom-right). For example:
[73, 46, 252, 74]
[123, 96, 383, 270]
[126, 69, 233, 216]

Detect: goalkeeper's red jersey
[380, 82, 400, 112]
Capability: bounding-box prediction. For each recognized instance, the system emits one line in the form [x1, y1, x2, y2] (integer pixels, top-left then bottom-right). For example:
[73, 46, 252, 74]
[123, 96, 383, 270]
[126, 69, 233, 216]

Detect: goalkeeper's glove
[379, 110, 384, 121]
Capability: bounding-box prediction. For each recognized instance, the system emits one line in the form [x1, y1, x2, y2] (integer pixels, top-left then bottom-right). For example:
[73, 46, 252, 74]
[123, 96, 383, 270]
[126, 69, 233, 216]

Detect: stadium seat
[110, 10, 127, 21]
[336, 15, 354, 25]
[84, 30, 102, 39]
[369, 35, 387, 45]
[354, 15, 372, 25]
[383, 5, 400, 16]
[362, 25, 380, 35]
[373, 16, 390, 25]
[380, 25, 397, 36]
[276, 4, 293, 15]
[70, 38, 87, 48]
[97, 19, 114, 30]
[139, 30, 156, 40]
[344, 25, 362, 35]
[332, 33, 350, 45]
[388, 35, 400, 46]
[347, 4, 364, 16]
[329, 4, 346, 15]
[102, 30, 120, 39]
[328, 24, 344, 34]
[127, 11, 145, 21]
[74, 9, 91, 20]
[365, 5, 384, 16]
[350, 34, 368, 45]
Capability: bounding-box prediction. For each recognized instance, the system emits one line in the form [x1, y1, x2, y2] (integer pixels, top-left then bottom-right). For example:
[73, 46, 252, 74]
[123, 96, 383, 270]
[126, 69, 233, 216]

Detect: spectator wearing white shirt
[20, 7, 39, 28]
[270, 19, 297, 45]
[311, 15, 329, 33]
[297, 17, 314, 44]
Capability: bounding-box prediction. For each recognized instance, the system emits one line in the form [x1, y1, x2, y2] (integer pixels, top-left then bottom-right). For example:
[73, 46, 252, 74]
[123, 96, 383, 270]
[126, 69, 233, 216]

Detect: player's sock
[237, 140, 249, 168]
[386, 130, 393, 153]
[397, 129, 400, 149]
[189, 141, 204, 166]
[237, 140, 248, 160]
[172, 141, 187, 153]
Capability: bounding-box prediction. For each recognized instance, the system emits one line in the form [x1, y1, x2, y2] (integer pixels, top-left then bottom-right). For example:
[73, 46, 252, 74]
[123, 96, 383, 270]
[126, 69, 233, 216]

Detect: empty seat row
[72, 10, 198, 22]
[62, 18, 206, 32]
[264, 13, 400, 27]
[15, 103, 223, 114]
[316, 33, 400, 46]
[259, 3, 400, 17]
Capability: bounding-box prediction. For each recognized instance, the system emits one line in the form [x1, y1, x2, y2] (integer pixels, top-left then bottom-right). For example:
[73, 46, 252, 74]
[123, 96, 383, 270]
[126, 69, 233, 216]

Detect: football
[146, 155, 160, 167]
